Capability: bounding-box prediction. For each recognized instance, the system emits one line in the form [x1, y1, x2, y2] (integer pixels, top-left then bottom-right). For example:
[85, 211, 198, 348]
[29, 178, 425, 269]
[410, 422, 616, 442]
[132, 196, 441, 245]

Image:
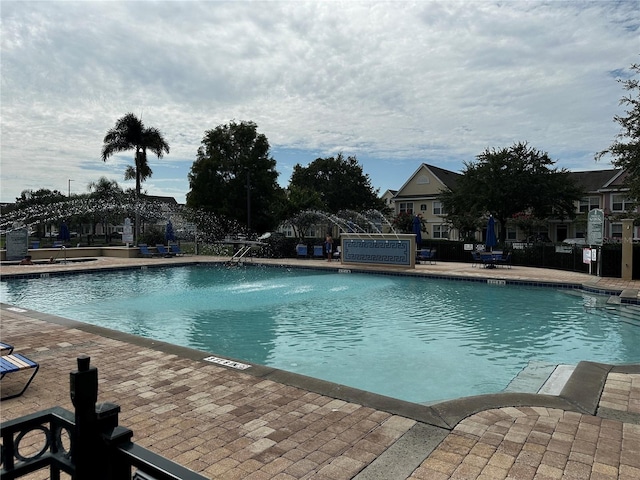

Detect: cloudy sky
[1, 1, 638, 205]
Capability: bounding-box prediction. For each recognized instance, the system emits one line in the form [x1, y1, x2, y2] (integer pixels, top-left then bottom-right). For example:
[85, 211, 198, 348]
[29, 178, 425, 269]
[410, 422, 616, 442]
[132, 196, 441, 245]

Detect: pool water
[2, 265, 639, 404]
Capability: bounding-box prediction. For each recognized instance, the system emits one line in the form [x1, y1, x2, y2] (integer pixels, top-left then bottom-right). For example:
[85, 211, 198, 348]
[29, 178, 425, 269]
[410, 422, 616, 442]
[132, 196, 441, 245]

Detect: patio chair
[138, 244, 159, 258]
[417, 248, 436, 265]
[296, 244, 308, 258]
[1, 352, 39, 400]
[169, 244, 184, 256]
[471, 251, 482, 267]
[480, 252, 497, 269]
[313, 245, 324, 258]
[156, 244, 175, 257]
[1, 342, 14, 355]
[495, 252, 512, 269]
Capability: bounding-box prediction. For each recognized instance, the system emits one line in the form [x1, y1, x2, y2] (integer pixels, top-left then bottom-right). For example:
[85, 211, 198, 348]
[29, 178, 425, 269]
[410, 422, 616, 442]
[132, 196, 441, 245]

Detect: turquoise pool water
[2, 265, 639, 404]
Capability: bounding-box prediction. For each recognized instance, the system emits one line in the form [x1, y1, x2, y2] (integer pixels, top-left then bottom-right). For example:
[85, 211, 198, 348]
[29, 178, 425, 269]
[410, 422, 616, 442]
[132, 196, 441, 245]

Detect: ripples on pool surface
[2, 264, 639, 404]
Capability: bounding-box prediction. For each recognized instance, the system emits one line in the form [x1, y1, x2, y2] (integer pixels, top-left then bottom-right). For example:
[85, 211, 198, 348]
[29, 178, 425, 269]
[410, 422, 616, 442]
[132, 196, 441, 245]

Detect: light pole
[246, 169, 251, 230]
[68, 179, 74, 197]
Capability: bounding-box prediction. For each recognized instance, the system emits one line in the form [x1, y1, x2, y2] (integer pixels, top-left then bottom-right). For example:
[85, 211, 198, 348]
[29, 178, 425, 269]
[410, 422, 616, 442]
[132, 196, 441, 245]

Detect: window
[417, 175, 430, 185]
[611, 223, 622, 239]
[579, 197, 600, 213]
[612, 195, 631, 212]
[399, 202, 413, 214]
[433, 201, 445, 215]
[506, 228, 517, 241]
[433, 224, 449, 239]
[420, 204, 427, 211]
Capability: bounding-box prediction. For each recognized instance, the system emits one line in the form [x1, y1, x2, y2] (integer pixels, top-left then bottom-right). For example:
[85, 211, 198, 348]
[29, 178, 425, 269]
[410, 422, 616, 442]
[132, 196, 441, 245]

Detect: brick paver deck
[1, 256, 639, 479]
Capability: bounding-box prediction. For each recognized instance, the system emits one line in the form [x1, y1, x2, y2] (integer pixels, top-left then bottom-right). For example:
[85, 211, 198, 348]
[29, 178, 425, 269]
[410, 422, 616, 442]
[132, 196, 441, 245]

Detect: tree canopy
[101, 113, 170, 197]
[440, 142, 582, 243]
[288, 153, 384, 214]
[596, 63, 640, 201]
[186, 120, 284, 233]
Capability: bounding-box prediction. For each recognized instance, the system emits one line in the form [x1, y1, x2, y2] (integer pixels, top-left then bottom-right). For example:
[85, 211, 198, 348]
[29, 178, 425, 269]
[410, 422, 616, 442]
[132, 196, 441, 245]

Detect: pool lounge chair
[138, 244, 160, 258]
[296, 244, 308, 258]
[156, 244, 175, 257]
[169, 244, 184, 256]
[313, 245, 324, 258]
[471, 251, 482, 267]
[495, 252, 512, 269]
[1, 352, 39, 400]
[1, 342, 14, 355]
[417, 248, 436, 265]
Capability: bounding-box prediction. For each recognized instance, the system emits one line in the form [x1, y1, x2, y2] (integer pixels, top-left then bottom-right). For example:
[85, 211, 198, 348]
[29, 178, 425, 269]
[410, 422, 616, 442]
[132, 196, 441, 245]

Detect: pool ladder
[230, 245, 253, 264]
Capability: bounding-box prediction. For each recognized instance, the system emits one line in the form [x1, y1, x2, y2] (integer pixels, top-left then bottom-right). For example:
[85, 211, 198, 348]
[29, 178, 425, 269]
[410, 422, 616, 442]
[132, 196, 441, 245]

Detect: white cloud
[1, 0, 638, 204]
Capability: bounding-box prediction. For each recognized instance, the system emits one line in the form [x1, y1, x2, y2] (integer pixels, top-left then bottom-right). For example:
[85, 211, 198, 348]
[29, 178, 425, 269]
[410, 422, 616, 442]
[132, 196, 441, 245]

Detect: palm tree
[101, 113, 170, 240]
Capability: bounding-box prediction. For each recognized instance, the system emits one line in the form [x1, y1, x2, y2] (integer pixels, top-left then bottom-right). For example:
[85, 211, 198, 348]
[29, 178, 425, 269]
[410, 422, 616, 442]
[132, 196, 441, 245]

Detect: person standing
[325, 234, 333, 262]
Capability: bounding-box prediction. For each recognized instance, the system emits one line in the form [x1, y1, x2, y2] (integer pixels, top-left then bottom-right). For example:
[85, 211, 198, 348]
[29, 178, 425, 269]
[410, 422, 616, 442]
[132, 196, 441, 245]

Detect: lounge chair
[417, 248, 436, 265]
[1, 342, 14, 355]
[296, 244, 308, 258]
[169, 244, 184, 256]
[471, 251, 482, 267]
[480, 252, 497, 269]
[156, 244, 175, 257]
[138, 244, 159, 258]
[495, 252, 512, 269]
[333, 246, 341, 260]
[313, 245, 324, 258]
[1, 352, 39, 400]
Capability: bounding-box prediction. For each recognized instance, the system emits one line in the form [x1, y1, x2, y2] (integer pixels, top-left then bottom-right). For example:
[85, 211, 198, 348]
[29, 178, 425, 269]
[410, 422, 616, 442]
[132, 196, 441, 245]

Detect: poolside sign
[122, 217, 133, 243]
[587, 209, 604, 246]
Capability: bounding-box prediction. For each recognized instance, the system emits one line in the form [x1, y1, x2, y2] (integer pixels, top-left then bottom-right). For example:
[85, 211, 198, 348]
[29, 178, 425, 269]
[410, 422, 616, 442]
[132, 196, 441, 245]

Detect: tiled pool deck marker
[1, 256, 639, 479]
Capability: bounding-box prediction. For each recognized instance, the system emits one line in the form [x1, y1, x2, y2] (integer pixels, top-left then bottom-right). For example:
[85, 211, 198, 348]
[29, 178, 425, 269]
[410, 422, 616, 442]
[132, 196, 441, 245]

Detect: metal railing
[1, 356, 207, 480]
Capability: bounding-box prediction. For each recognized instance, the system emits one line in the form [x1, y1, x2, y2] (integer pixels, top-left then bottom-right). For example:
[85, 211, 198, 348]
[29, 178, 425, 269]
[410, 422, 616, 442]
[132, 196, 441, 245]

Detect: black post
[70, 355, 99, 480]
[246, 169, 251, 230]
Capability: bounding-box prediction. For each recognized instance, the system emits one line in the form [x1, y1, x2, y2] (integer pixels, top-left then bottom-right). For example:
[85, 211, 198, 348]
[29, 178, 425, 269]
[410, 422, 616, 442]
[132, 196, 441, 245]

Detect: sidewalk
[1, 257, 639, 479]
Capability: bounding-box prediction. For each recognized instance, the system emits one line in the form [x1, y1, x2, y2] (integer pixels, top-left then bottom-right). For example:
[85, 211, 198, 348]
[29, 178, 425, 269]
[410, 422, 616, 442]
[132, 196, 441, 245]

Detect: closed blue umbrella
[165, 221, 176, 243]
[486, 215, 497, 251]
[59, 222, 70, 242]
[412, 214, 422, 246]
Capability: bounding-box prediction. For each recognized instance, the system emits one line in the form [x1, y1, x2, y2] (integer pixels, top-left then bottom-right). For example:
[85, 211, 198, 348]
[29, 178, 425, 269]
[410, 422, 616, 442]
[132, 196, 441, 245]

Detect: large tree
[596, 63, 640, 201]
[87, 177, 125, 242]
[440, 142, 582, 243]
[288, 153, 384, 213]
[186, 120, 284, 233]
[101, 113, 170, 239]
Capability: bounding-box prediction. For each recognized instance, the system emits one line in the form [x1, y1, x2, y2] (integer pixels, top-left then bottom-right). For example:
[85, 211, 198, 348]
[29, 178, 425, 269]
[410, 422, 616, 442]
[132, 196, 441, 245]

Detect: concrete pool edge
[4, 302, 637, 430]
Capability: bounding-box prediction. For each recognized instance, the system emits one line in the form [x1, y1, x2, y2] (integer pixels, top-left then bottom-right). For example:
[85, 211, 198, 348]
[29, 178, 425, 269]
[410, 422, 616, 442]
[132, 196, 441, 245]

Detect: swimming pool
[2, 264, 639, 404]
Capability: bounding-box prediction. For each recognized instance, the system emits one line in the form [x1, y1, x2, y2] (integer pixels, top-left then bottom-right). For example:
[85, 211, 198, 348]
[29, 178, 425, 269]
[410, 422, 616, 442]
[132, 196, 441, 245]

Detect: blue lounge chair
[1, 353, 39, 400]
[313, 245, 324, 258]
[156, 244, 175, 257]
[296, 244, 308, 258]
[138, 244, 159, 258]
[169, 244, 184, 256]
[495, 252, 512, 269]
[1, 342, 14, 355]
[471, 251, 482, 267]
[417, 248, 436, 265]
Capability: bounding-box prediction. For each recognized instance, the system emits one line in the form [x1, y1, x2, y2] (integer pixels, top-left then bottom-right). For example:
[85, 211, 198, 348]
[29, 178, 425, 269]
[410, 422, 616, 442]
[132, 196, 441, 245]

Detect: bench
[1, 353, 39, 400]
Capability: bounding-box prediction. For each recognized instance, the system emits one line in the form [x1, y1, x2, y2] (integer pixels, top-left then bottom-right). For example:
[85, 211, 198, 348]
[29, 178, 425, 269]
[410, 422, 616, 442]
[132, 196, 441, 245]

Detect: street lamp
[246, 170, 251, 230]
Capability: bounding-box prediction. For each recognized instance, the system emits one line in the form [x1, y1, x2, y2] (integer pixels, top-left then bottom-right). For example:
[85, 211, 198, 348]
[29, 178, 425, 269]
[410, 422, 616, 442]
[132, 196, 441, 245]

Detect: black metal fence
[1, 356, 207, 480]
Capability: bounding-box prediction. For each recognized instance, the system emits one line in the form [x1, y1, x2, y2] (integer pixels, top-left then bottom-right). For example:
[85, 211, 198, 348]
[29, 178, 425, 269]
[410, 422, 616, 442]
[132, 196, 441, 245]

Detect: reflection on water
[1, 265, 639, 404]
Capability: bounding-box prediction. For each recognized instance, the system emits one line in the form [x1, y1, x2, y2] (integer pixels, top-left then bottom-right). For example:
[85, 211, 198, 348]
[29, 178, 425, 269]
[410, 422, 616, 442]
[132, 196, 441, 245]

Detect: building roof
[567, 169, 623, 193]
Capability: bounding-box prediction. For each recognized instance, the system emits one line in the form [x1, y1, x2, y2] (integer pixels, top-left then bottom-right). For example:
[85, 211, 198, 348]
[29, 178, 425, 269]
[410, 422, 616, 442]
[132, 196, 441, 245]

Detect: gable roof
[567, 169, 623, 193]
[395, 163, 461, 195]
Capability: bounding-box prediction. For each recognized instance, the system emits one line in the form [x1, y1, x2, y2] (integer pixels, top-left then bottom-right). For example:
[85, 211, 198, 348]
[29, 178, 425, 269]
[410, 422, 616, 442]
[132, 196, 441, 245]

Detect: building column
[621, 218, 634, 280]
